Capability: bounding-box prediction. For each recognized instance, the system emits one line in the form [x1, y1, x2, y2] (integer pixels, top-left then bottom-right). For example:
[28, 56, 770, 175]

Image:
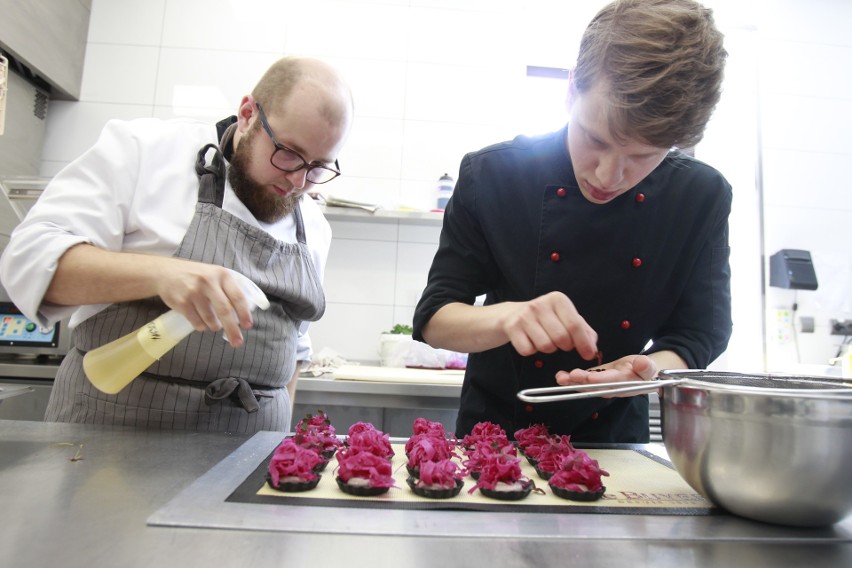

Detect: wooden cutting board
[332, 365, 464, 385]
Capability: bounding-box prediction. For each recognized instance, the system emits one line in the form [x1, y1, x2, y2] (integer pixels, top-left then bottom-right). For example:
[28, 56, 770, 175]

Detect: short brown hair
[572, 0, 727, 149]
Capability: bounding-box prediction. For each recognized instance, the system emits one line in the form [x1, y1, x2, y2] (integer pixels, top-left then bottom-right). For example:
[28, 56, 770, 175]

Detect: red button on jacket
[550, 252, 560, 262]
[635, 192, 646, 203]
[632, 257, 642, 268]
[556, 187, 567, 197]
[621, 320, 631, 330]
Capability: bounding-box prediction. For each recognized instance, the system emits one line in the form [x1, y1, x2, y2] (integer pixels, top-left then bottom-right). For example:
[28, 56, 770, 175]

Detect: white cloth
[0, 117, 332, 361]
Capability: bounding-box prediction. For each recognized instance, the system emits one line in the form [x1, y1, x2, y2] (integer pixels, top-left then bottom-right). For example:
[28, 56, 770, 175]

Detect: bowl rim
[658, 369, 852, 400]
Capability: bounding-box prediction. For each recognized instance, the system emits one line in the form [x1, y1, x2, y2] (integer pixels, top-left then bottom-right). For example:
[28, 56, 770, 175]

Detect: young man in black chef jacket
[413, 0, 732, 443]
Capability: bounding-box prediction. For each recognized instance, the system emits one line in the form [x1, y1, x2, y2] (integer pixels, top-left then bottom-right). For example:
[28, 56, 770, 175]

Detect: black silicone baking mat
[227, 442, 718, 516]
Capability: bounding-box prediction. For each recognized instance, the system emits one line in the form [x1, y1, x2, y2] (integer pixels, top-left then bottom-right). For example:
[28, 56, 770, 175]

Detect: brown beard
[228, 125, 299, 223]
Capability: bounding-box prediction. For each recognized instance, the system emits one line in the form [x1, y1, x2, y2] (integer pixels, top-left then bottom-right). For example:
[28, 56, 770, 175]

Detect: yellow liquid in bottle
[83, 310, 194, 394]
[83, 331, 159, 395]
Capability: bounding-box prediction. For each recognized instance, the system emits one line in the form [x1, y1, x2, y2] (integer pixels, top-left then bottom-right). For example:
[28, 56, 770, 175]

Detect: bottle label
[136, 312, 192, 359]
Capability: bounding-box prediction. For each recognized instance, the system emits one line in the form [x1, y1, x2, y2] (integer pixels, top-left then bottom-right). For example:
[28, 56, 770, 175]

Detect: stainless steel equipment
[0, 64, 49, 177]
[517, 369, 852, 527]
[0, 383, 33, 400]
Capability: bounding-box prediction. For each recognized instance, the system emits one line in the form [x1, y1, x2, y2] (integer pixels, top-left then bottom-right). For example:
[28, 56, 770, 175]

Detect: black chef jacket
[413, 125, 733, 443]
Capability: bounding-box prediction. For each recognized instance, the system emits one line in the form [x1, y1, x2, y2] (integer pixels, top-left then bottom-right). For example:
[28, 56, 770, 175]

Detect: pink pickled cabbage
[462, 421, 508, 448]
[462, 437, 517, 474]
[335, 449, 396, 488]
[411, 417, 447, 438]
[296, 410, 335, 435]
[514, 424, 550, 452]
[526, 434, 574, 470]
[406, 435, 456, 468]
[549, 450, 610, 492]
[417, 459, 462, 489]
[267, 439, 324, 486]
[346, 427, 394, 458]
[469, 453, 527, 493]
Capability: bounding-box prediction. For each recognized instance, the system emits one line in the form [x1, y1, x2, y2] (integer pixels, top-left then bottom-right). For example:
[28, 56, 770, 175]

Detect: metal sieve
[517, 369, 852, 403]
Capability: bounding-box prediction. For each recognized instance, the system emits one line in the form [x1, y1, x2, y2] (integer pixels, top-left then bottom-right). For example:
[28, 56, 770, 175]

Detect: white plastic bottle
[436, 173, 454, 210]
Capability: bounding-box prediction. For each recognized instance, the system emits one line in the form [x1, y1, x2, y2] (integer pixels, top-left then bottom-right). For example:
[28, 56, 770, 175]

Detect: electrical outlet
[830, 319, 852, 335]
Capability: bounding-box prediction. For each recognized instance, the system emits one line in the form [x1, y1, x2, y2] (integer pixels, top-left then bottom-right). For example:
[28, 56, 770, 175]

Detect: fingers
[552, 355, 658, 398]
[159, 262, 255, 348]
[505, 292, 598, 358]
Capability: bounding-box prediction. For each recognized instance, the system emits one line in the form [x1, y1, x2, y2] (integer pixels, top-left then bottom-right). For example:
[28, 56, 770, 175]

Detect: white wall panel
[80, 44, 159, 105]
[322, 238, 397, 305]
[161, 0, 288, 52]
[88, 0, 165, 45]
[154, 48, 279, 113]
[284, 1, 410, 60]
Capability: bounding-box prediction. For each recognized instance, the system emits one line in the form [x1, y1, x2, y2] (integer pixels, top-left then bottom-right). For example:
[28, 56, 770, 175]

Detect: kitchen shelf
[319, 205, 443, 226]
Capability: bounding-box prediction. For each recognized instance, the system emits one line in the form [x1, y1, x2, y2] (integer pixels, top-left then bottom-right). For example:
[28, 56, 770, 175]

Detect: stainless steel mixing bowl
[658, 370, 852, 527]
[517, 369, 852, 526]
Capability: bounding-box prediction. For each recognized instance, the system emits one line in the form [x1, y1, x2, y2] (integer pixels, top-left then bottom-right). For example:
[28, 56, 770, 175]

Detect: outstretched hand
[554, 354, 658, 397]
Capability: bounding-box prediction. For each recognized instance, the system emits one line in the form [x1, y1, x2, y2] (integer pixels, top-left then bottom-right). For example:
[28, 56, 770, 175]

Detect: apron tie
[204, 377, 262, 413]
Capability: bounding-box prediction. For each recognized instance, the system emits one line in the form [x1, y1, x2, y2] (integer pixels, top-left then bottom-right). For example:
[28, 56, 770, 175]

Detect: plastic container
[436, 173, 454, 210]
[83, 269, 270, 394]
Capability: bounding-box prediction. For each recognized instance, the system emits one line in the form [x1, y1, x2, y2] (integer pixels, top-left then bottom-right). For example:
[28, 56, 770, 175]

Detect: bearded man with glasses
[1, 57, 354, 433]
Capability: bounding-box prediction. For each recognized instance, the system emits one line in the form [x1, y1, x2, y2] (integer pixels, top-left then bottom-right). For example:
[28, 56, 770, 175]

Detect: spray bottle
[83, 269, 270, 394]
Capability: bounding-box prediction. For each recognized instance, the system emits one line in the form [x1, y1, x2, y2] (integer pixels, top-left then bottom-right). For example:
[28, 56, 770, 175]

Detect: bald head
[251, 57, 354, 131]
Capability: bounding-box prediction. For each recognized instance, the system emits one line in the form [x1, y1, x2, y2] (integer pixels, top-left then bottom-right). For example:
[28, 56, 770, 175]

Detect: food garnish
[267, 438, 325, 488]
[335, 449, 396, 491]
[345, 423, 395, 458]
[461, 421, 508, 449]
[548, 450, 610, 499]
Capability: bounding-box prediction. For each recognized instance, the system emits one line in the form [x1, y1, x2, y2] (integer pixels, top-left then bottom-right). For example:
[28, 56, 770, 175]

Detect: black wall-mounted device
[769, 249, 818, 290]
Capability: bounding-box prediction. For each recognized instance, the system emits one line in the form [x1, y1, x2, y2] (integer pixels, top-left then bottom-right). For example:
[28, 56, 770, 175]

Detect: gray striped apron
[44, 123, 326, 432]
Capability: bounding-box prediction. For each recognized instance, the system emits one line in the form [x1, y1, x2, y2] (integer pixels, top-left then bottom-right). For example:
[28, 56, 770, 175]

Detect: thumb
[633, 355, 658, 380]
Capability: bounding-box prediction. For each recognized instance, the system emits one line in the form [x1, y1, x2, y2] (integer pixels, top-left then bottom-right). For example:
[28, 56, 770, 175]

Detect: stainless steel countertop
[0, 356, 461, 395]
[0, 355, 64, 379]
[2, 419, 851, 568]
[0, 356, 463, 412]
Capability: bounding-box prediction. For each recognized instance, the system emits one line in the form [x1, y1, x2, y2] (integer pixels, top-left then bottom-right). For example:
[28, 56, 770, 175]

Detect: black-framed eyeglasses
[255, 102, 342, 185]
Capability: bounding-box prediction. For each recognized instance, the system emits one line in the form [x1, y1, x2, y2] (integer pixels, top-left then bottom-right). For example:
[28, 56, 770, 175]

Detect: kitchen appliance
[517, 369, 852, 526]
[0, 300, 69, 356]
[769, 249, 818, 290]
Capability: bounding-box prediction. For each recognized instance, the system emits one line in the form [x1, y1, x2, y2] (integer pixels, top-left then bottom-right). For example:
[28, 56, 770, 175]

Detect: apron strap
[195, 143, 226, 206]
[194, 121, 238, 207]
[293, 202, 307, 245]
[215, 115, 238, 151]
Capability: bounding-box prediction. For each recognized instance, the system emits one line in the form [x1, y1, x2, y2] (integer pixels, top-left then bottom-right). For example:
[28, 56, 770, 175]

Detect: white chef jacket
[0, 117, 332, 362]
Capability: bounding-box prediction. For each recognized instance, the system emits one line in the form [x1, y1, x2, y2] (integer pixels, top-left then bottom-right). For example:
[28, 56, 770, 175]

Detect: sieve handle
[516, 379, 683, 403]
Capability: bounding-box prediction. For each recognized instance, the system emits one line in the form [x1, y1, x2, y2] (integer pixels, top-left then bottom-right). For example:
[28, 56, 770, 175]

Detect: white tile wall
[756, 0, 852, 369]
[160, 0, 289, 53]
[34, 0, 852, 370]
